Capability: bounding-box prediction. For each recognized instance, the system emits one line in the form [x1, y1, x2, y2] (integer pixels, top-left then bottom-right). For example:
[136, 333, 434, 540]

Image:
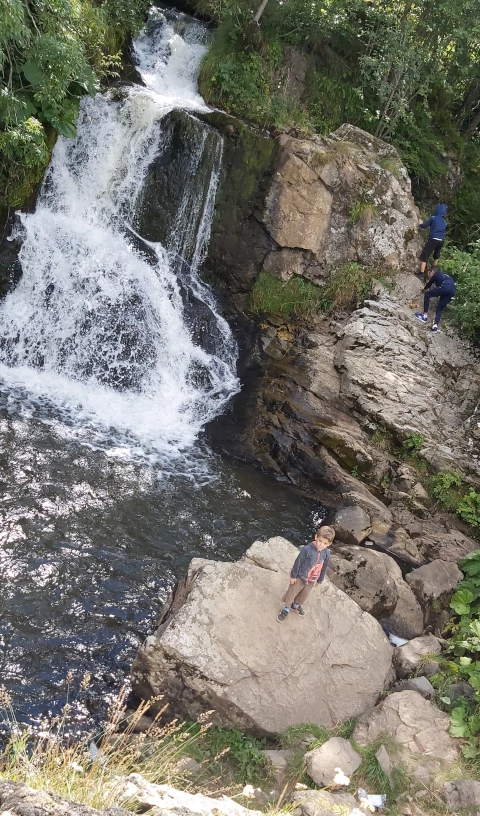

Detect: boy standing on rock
[277, 525, 335, 623]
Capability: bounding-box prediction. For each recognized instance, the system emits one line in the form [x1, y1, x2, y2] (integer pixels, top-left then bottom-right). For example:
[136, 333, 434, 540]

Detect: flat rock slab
[0, 780, 129, 816]
[132, 537, 393, 735]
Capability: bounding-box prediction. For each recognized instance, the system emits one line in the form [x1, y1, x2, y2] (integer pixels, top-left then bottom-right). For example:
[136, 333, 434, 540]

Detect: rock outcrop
[262, 124, 420, 279]
[131, 537, 393, 735]
[353, 690, 459, 774]
[208, 272, 480, 561]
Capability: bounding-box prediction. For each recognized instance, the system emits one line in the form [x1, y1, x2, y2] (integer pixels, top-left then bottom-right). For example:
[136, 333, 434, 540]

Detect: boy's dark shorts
[419, 238, 444, 262]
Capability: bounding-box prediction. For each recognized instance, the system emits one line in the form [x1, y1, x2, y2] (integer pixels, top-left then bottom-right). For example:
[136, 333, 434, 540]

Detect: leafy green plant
[441, 242, 480, 339]
[428, 472, 480, 527]
[402, 432, 425, 455]
[458, 490, 480, 529]
[430, 550, 480, 759]
[0, 0, 150, 207]
[203, 727, 267, 783]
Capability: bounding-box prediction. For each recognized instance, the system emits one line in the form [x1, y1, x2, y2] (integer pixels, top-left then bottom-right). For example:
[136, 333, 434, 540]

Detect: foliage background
[194, 0, 480, 249]
[0, 0, 149, 207]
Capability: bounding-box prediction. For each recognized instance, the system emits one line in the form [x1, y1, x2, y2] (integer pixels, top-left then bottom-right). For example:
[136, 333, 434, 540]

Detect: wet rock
[305, 737, 362, 786]
[333, 505, 371, 545]
[393, 635, 442, 679]
[394, 676, 435, 699]
[443, 780, 480, 809]
[0, 780, 129, 816]
[368, 519, 423, 566]
[131, 537, 393, 735]
[353, 691, 459, 773]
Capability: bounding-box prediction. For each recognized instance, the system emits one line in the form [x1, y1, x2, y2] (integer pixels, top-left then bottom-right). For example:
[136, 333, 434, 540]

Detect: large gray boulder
[328, 543, 423, 637]
[131, 537, 393, 736]
[382, 577, 425, 639]
[333, 506, 371, 546]
[406, 560, 462, 612]
[353, 691, 459, 773]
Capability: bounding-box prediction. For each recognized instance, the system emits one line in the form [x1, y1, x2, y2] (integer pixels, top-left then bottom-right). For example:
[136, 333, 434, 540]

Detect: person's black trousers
[424, 287, 454, 325]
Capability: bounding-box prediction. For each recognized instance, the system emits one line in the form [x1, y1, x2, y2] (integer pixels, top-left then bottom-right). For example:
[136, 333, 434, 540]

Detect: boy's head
[314, 525, 335, 550]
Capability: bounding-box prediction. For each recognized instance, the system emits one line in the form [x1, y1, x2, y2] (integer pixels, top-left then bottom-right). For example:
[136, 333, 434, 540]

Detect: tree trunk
[461, 107, 480, 141]
[253, 0, 269, 23]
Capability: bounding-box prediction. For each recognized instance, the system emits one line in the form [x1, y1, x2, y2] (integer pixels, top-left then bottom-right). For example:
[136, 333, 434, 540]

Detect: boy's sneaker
[414, 313, 427, 323]
[292, 603, 306, 617]
[277, 608, 289, 623]
[431, 324, 438, 332]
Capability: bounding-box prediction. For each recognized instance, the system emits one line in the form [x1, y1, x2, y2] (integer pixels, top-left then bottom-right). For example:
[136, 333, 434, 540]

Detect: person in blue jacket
[417, 203, 448, 278]
[415, 266, 456, 332]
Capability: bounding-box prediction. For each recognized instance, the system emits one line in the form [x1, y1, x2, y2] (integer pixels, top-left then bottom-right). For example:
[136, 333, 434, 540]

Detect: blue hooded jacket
[420, 204, 448, 241]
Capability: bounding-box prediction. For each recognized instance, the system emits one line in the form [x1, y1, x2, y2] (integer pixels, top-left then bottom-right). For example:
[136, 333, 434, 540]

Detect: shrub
[0, 0, 149, 208]
[441, 241, 480, 339]
[458, 489, 480, 529]
[402, 431, 426, 455]
[431, 550, 480, 760]
[199, 23, 311, 130]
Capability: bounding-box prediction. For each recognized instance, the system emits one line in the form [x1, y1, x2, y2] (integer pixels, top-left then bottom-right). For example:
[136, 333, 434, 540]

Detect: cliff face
[204, 120, 480, 558]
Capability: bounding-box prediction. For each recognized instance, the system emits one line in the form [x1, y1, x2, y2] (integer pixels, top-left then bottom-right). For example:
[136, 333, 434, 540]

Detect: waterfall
[0, 8, 239, 466]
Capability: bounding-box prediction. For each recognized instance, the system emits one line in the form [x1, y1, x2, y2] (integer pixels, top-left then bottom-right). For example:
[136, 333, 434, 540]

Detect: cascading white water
[0, 8, 239, 466]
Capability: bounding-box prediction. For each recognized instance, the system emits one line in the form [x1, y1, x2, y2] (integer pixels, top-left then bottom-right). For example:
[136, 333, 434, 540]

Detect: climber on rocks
[277, 525, 334, 623]
[415, 266, 456, 332]
[417, 203, 448, 279]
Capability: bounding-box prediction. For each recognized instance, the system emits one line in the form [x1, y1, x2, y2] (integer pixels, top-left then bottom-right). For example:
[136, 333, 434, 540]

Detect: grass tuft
[248, 271, 324, 319]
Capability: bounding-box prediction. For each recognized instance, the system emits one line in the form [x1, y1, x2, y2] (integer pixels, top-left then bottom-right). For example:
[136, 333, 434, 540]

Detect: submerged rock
[131, 537, 393, 735]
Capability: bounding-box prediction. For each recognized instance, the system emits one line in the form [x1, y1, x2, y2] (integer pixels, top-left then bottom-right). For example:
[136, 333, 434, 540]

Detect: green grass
[248, 265, 394, 321]
[348, 200, 378, 227]
[248, 271, 324, 319]
[319, 263, 393, 312]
